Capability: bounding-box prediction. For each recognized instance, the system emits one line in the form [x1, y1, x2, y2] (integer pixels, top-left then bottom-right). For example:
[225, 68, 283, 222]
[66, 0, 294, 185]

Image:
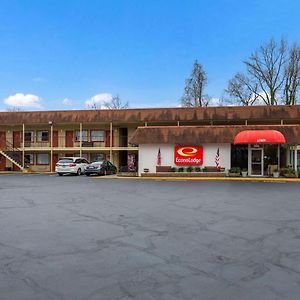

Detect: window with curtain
[75, 130, 88, 141]
[37, 131, 49, 142]
[91, 130, 105, 142]
[36, 153, 49, 165]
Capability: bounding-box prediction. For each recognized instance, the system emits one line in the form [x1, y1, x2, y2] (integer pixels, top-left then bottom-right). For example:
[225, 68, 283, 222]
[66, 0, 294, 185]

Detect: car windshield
[91, 161, 103, 166]
[58, 159, 73, 163]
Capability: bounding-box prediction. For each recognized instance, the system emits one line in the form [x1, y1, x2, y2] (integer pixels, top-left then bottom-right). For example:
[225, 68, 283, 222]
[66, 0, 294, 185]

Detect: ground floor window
[36, 153, 49, 165]
[24, 154, 34, 164]
[74, 153, 89, 160]
[231, 145, 248, 169]
[90, 153, 105, 162]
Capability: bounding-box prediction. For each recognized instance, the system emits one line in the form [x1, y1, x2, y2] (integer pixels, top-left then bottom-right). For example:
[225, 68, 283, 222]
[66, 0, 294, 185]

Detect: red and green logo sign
[174, 146, 203, 165]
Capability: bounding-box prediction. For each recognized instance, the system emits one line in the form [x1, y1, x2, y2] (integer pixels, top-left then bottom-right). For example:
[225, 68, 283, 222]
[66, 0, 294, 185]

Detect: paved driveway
[0, 175, 300, 300]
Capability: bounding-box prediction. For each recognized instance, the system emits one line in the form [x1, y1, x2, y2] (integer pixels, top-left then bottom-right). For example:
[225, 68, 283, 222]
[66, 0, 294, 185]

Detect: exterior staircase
[0, 140, 24, 171]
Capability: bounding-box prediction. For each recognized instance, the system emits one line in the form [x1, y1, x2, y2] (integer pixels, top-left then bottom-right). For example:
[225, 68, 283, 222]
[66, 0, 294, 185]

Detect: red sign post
[174, 146, 203, 165]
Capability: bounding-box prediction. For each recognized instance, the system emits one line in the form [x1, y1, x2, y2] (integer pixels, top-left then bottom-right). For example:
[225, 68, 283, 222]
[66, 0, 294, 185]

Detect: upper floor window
[91, 130, 105, 142]
[37, 131, 49, 142]
[75, 130, 88, 142]
[24, 131, 34, 142]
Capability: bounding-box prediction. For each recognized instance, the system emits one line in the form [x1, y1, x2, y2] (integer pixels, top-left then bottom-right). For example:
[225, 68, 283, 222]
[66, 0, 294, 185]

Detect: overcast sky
[0, 0, 300, 111]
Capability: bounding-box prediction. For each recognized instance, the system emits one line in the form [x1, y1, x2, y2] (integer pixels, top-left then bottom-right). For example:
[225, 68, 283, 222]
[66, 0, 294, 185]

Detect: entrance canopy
[234, 130, 286, 145]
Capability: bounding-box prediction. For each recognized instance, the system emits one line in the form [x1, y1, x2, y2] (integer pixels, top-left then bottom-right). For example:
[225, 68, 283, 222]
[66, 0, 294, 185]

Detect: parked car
[85, 160, 117, 176]
[56, 157, 89, 176]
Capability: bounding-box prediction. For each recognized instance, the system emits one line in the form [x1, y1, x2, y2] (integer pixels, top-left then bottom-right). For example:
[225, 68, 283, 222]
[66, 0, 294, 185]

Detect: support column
[22, 123, 25, 169]
[110, 122, 113, 163]
[50, 123, 53, 172]
[294, 145, 298, 172]
[277, 145, 280, 170]
[79, 123, 82, 157]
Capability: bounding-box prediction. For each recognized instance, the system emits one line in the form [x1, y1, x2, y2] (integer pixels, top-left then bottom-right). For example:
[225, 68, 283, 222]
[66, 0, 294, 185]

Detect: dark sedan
[84, 160, 117, 176]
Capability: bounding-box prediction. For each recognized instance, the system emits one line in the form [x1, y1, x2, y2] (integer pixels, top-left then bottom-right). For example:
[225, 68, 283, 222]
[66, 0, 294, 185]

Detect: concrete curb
[91, 176, 300, 183]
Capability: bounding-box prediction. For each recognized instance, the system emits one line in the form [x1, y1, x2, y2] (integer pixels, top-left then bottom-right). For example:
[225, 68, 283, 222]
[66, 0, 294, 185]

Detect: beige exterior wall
[0, 123, 138, 171]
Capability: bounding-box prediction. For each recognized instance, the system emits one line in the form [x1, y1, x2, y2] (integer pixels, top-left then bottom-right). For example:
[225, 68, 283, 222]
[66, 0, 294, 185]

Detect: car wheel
[58, 173, 63, 176]
[77, 168, 82, 176]
[85, 173, 90, 176]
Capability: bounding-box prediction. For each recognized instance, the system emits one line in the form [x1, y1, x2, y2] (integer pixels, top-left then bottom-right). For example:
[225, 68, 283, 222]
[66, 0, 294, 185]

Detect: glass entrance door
[250, 148, 263, 176]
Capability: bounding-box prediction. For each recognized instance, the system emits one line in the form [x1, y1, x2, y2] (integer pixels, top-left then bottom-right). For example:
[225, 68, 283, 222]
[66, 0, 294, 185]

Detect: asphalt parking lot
[0, 175, 300, 300]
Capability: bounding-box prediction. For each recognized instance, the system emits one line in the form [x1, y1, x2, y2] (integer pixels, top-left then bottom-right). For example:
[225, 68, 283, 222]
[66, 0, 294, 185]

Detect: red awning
[234, 130, 286, 145]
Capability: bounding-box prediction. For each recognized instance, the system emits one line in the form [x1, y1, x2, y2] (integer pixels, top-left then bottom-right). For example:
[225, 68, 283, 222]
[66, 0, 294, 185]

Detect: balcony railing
[21, 135, 136, 148]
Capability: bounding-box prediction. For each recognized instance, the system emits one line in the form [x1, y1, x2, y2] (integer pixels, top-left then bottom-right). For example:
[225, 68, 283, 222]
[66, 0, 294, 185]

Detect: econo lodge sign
[174, 146, 203, 165]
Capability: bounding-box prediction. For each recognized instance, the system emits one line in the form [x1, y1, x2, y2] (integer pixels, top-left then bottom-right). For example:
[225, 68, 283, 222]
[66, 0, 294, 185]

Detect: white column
[79, 123, 82, 157]
[110, 122, 113, 163]
[294, 145, 298, 172]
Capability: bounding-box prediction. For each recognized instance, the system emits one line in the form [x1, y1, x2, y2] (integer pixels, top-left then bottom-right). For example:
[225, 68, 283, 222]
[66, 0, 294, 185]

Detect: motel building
[0, 105, 300, 176]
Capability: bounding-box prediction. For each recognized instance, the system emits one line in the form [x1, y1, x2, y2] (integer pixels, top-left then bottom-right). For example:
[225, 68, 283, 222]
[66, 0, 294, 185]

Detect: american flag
[215, 148, 220, 168]
[157, 148, 161, 166]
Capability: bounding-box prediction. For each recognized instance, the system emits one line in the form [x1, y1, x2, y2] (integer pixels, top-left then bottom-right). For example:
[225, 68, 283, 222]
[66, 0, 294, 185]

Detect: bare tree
[181, 60, 207, 107]
[6, 106, 23, 112]
[103, 95, 129, 109]
[244, 38, 287, 105]
[226, 73, 259, 105]
[284, 44, 300, 105]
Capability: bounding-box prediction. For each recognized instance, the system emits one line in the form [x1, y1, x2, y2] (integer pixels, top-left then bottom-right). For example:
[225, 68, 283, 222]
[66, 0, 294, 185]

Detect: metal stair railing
[1, 140, 25, 170]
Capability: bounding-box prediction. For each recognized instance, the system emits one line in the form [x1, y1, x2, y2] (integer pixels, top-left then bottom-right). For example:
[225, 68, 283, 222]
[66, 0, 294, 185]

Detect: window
[36, 153, 49, 165]
[24, 131, 34, 142]
[75, 130, 88, 142]
[74, 153, 89, 160]
[90, 153, 105, 162]
[37, 131, 49, 142]
[24, 154, 34, 164]
[91, 130, 105, 142]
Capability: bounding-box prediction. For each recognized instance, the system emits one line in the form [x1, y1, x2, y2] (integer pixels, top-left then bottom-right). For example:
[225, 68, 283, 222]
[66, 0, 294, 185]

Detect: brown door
[13, 131, 21, 148]
[0, 154, 6, 171]
[105, 130, 114, 147]
[0, 131, 6, 150]
[65, 131, 74, 147]
[52, 154, 59, 171]
[53, 131, 58, 147]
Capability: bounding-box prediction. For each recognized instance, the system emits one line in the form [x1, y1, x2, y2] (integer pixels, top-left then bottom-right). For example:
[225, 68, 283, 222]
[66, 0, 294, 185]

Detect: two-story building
[0, 105, 300, 175]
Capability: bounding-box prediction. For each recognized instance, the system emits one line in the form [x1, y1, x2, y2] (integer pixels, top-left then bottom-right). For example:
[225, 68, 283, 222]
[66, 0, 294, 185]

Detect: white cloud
[4, 93, 42, 108]
[62, 98, 72, 106]
[85, 93, 113, 108]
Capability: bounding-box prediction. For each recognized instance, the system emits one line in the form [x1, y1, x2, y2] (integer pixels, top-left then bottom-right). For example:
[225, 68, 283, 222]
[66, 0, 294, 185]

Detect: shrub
[186, 166, 193, 172]
[178, 167, 184, 172]
[229, 167, 241, 174]
[170, 167, 177, 172]
[194, 167, 201, 172]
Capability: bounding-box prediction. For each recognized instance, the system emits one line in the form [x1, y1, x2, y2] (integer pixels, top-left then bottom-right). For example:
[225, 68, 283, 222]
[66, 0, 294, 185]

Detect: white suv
[56, 157, 89, 176]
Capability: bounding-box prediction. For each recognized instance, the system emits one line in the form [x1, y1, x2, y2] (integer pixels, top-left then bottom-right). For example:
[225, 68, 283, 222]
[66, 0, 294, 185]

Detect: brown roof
[0, 105, 300, 125]
[129, 125, 300, 144]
